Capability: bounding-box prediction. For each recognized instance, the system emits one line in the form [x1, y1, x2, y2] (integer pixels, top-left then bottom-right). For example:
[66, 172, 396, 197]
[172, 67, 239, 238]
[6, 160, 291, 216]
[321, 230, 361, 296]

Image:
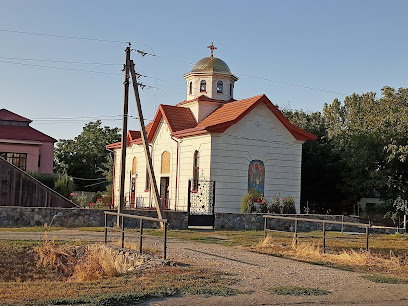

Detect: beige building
[107, 48, 315, 217]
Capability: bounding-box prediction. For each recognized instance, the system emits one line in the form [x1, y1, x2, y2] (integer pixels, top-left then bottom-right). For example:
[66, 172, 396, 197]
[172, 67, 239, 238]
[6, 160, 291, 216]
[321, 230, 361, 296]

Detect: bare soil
[2, 229, 408, 305]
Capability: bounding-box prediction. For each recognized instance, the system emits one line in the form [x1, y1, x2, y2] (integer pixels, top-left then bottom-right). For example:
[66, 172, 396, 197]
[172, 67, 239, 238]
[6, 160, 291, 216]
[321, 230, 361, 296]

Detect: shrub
[27, 171, 59, 189]
[256, 194, 269, 213]
[282, 196, 296, 214]
[71, 192, 88, 208]
[241, 193, 255, 213]
[54, 174, 75, 198]
[270, 195, 282, 214]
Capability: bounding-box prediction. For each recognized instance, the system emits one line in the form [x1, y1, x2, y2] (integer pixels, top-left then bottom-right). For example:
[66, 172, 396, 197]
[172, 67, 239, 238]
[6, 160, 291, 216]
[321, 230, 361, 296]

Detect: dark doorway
[160, 177, 170, 209]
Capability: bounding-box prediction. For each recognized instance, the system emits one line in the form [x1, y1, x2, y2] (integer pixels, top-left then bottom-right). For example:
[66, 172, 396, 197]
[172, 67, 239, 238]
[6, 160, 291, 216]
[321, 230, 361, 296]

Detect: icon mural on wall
[248, 160, 265, 194]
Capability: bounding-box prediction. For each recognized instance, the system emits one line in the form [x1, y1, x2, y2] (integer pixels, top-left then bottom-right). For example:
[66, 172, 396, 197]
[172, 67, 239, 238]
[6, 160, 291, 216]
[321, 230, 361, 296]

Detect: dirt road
[1, 229, 407, 305]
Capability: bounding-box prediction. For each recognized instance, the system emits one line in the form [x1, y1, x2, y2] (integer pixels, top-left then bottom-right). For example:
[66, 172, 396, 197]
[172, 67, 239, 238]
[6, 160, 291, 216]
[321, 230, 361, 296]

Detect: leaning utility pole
[130, 59, 163, 221]
[117, 45, 131, 226]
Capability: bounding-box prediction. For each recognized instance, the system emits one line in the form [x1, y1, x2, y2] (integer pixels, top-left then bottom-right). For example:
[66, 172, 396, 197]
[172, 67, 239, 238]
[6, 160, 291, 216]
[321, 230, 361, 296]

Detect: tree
[282, 109, 347, 213]
[323, 87, 408, 208]
[54, 120, 121, 191]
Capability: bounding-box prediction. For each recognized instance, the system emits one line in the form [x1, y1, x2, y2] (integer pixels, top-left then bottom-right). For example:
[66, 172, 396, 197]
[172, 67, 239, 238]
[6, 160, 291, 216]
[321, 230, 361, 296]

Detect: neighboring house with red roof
[0, 109, 56, 173]
[107, 47, 316, 217]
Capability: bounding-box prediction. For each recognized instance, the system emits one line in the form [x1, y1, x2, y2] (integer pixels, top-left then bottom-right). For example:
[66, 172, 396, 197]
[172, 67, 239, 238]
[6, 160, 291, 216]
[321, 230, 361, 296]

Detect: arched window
[229, 83, 233, 96]
[161, 151, 170, 174]
[193, 150, 199, 190]
[200, 80, 206, 92]
[248, 160, 265, 194]
[189, 82, 192, 94]
[132, 157, 137, 176]
[217, 80, 223, 93]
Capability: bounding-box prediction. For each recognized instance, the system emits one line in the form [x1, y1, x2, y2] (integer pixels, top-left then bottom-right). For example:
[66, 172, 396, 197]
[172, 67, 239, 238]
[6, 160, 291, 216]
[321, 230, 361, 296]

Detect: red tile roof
[0, 109, 32, 122]
[0, 125, 56, 142]
[176, 95, 234, 106]
[106, 94, 316, 149]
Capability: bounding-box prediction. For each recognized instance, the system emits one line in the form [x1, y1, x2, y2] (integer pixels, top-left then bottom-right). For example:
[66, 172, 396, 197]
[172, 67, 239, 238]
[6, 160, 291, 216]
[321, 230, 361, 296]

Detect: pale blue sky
[1, 0, 407, 140]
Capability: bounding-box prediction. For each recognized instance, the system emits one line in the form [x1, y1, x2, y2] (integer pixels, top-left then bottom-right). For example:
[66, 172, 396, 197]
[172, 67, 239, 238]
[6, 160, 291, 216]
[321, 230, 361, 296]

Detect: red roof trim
[0, 109, 32, 123]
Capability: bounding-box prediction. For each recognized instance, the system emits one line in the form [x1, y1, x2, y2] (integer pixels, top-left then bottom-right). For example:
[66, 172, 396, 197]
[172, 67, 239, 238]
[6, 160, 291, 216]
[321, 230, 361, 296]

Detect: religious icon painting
[248, 160, 265, 194]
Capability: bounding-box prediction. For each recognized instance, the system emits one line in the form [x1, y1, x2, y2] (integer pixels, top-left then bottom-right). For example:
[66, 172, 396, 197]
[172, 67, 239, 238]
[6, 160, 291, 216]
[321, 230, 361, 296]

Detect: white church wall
[210, 103, 303, 213]
[177, 134, 212, 211]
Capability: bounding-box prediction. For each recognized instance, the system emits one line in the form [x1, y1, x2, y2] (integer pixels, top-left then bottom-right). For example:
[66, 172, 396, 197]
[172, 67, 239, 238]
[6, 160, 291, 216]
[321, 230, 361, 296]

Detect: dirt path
[2, 230, 408, 305]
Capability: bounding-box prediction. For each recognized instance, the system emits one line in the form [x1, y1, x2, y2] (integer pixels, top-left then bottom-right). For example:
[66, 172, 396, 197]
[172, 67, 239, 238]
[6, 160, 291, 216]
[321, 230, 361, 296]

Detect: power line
[0, 55, 121, 66]
[137, 50, 348, 96]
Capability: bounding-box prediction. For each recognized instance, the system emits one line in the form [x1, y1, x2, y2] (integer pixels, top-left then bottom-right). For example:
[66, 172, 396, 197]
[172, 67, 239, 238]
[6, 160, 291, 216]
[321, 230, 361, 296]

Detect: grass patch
[0, 226, 65, 232]
[0, 240, 239, 305]
[269, 286, 331, 296]
[362, 274, 406, 284]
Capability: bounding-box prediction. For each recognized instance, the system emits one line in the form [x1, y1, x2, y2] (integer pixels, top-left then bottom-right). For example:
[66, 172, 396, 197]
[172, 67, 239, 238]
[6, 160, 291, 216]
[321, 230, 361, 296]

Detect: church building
[106, 44, 316, 214]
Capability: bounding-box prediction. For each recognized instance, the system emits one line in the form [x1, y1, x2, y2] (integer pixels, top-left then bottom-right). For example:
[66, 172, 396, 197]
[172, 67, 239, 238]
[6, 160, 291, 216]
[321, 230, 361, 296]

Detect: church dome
[190, 57, 233, 75]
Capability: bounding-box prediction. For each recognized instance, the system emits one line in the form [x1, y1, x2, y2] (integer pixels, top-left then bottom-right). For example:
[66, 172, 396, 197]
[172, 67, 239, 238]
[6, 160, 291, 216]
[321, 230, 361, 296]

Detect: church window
[145, 166, 150, 191]
[200, 80, 206, 92]
[132, 157, 137, 176]
[189, 82, 192, 94]
[192, 150, 199, 190]
[217, 81, 223, 93]
[248, 160, 265, 195]
[161, 151, 170, 174]
[229, 83, 233, 95]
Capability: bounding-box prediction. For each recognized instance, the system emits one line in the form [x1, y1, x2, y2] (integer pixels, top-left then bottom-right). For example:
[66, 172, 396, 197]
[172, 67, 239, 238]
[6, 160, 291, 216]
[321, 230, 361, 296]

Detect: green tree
[54, 120, 120, 191]
[282, 109, 346, 213]
[323, 87, 408, 208]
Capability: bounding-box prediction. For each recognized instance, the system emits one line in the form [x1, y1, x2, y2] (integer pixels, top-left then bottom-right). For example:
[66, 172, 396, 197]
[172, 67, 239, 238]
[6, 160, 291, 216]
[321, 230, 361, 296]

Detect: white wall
[210, 103, 303, 213]
[177, 134, 212, 211]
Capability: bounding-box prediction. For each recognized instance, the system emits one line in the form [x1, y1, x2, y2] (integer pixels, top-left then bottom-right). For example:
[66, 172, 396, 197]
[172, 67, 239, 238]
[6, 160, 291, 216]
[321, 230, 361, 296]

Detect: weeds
[269, 286, 331, 296]
[362, 274, 406, 284]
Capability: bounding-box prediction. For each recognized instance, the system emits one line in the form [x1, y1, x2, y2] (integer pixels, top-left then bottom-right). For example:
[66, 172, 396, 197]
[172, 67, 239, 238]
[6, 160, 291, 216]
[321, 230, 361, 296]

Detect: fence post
[366, 225, 369, 251]
[294, 219, 298, 246]
[264, 216, 267, 238]
[341, 215, 344, 233]
[139, 219, 143, 254]
[104, 213, 107, 244]
[404, 215, 407, 234]
[164, 221, 167, 260]
[322, 221, 326, 254]
[121, 215, 125, 248]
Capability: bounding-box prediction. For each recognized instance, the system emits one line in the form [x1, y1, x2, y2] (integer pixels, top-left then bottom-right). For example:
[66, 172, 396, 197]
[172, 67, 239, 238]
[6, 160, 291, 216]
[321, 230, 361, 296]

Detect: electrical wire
[0, 55, 121, 66]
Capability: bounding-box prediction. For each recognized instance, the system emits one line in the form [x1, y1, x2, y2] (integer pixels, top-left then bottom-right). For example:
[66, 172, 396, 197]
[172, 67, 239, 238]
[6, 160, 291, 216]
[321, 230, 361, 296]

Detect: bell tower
[183, 43, 238, 101]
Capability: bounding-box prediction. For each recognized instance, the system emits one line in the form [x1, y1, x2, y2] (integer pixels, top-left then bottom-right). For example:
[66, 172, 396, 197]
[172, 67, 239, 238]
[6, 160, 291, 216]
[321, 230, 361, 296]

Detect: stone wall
[0, 207, 400, 234]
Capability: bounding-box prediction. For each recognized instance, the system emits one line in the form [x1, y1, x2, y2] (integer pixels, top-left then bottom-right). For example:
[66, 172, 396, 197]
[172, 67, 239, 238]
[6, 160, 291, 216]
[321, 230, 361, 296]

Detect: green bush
[241, 192, 255, 213]
[54, 174, 75, 198]
[270, 195, 282, 214]
[282, 196, 296, 214]
[27, 171, 59, 189]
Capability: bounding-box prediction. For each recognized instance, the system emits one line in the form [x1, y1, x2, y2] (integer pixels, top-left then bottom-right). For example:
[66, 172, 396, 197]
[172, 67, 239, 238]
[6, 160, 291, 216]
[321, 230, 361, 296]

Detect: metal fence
[263, 214, 371, 253]
[104, 211, 168, 259]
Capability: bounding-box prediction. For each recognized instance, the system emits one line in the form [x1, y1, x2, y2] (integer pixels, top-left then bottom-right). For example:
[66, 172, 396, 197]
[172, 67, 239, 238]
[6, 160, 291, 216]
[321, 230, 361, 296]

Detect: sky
[0, 0, 407, 140]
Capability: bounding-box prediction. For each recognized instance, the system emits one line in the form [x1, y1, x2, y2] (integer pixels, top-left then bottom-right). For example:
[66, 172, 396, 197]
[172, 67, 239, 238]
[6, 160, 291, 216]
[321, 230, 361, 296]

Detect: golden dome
[190, 57, 233, 75]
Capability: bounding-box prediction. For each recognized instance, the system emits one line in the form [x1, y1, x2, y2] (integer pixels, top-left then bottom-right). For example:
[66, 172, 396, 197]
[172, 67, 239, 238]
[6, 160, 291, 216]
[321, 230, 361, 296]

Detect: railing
[104, 211, 168, 259]
[263, 215, 370, 253]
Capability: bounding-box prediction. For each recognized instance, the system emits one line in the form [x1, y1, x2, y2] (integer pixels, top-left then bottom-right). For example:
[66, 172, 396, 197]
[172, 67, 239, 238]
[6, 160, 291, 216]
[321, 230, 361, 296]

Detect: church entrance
[159, 177, 169, 209]
[187, 178, 216, 228]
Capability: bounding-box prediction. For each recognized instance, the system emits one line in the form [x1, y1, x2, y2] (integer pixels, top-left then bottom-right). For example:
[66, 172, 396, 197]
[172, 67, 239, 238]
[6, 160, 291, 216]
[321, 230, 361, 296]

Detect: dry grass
[0, 240, 239, 305]
[256, 235, 408, 278]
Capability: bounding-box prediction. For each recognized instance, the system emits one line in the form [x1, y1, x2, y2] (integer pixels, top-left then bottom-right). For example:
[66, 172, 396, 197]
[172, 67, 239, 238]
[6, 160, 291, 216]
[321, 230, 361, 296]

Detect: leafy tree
[54, 120, 120, 191]
[323, 87, 408, 209]
[282, 109, 346, 213]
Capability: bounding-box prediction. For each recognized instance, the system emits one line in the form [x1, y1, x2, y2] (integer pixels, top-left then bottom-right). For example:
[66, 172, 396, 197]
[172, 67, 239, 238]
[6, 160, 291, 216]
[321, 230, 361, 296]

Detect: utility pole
[130, 59, 163, 222]
[118, 45, 131, 226]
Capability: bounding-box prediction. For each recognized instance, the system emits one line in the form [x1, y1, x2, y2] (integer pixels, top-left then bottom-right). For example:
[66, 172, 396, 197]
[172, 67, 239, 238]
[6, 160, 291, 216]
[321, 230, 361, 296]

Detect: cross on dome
[207, 42, 217, 57]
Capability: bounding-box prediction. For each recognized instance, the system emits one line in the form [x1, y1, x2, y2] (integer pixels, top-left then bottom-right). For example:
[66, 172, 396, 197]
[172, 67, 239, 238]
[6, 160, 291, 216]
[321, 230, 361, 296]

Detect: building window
[189, 82, 192, 94]
[200, 80, 206, 92]
[0, 152, 27, 171]
[192, 150, 199, 190]
[145, 166, 150, 191]
[217, 80, 223, 93]
[248, 160, 265, 194]
[229, 83, 233, 95]
[38, 155, 41, 168]
[132, 157, 137, 176]
[161, 151, 170, 174]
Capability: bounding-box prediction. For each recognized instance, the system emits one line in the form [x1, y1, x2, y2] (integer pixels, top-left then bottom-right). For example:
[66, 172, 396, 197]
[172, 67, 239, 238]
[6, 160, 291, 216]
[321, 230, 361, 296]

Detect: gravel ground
[1, 229, 408, 305]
